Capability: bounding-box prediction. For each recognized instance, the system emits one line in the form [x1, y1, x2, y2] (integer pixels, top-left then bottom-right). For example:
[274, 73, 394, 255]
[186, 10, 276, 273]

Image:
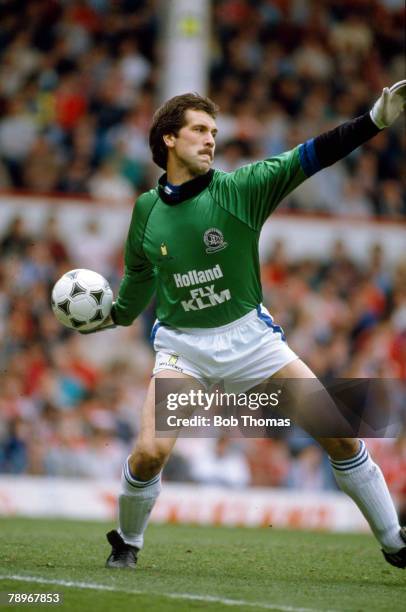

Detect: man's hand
[370, 80, 406, 129]
[79, 312, 116, 335]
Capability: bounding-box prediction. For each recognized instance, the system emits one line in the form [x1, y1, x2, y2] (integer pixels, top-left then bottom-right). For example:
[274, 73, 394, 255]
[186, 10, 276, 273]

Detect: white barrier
[0, 194, 405, 265]
[0, 476, 370, 533]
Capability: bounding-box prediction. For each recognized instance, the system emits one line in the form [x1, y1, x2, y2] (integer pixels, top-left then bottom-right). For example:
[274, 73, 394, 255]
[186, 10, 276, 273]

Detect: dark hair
[149, 93, 219, 170]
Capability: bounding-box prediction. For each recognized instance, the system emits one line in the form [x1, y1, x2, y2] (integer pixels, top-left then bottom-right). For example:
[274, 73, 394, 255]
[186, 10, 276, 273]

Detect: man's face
[164, 109, 217, 177]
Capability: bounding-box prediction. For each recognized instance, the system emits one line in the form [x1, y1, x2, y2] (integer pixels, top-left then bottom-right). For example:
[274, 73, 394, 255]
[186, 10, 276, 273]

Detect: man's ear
[163, 133, 176, 148]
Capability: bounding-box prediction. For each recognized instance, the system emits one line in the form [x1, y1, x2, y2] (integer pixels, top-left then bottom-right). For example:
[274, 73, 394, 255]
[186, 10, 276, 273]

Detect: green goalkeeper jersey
[113, 146, 306, 328]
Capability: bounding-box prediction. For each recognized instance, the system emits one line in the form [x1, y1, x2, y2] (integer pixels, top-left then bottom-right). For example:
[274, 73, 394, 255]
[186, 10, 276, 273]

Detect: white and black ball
[51, 269, 113, 332]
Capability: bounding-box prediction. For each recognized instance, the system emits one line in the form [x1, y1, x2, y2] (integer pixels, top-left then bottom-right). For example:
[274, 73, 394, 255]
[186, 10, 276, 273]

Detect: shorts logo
[203, 228, 228, 254]
[158, 354, 183, 373]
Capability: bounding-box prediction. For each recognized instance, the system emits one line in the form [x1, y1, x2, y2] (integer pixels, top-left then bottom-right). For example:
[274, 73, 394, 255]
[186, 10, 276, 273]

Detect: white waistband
[174, 307, 259, 336]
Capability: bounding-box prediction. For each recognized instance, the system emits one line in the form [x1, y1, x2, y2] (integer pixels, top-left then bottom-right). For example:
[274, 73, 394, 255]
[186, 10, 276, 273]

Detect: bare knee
[129, 443, 169, 481]
[318, 437, 360, 460]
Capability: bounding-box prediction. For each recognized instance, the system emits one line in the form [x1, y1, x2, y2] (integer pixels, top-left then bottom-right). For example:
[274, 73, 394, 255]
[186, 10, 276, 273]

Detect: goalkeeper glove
[370, 80, 406, 129]
[79, 306, 117, 334]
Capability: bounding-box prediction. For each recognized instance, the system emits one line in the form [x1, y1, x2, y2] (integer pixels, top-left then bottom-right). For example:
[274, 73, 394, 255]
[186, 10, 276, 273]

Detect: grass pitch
[0, 517, 404, 612]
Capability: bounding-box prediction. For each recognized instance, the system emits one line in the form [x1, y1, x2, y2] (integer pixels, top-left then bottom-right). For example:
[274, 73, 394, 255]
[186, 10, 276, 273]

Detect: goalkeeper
[97, 82, 406, 570]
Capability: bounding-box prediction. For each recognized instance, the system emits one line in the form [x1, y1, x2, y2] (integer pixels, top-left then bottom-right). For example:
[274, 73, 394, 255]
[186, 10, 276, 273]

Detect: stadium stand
[0, 1, 405, 523]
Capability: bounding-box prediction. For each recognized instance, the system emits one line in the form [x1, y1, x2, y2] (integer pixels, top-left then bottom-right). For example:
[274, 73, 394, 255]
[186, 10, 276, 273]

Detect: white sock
[117, 457, 162, 549]
[330, 440, 403, 552]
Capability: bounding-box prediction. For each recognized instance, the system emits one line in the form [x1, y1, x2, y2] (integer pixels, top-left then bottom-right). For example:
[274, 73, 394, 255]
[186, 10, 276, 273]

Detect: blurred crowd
[0, 212, 405, 523]
[0, 0, 404, 215]
[0, 1, 405, 518]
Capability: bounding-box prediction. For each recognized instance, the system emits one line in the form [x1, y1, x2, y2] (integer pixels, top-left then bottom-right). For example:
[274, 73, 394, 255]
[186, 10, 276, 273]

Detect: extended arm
[216, 81, 405, 230]
[300, 80, 406, 177]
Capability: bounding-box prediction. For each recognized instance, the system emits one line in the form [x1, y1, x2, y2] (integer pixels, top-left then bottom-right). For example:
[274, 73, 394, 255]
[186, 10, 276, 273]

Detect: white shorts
[151, 305, 298, 393]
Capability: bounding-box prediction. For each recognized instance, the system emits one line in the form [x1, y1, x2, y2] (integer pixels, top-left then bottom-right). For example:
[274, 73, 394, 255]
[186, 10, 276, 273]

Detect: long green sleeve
[211, 147, 306, 230]
[112, 192, 158, 326]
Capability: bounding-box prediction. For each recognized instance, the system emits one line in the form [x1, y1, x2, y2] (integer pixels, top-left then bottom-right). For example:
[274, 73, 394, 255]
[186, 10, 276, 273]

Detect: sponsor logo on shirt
[173, 264, 223, 288]
[203, 228, 228, 253]
[173, 264, 231, 312]
[181, 286, 231, 312]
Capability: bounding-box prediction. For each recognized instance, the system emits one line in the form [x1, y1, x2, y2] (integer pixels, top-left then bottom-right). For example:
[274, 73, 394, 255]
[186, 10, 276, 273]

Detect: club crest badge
[203, 228, 228, 254]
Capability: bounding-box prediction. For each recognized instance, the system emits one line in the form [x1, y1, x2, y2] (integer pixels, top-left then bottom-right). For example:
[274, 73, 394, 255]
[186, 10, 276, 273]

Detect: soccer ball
[51, 269, 113, 331]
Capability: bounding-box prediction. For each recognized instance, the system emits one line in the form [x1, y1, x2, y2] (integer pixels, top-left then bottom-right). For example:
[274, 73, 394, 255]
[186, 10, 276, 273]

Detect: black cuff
[313, 112, 381, 169]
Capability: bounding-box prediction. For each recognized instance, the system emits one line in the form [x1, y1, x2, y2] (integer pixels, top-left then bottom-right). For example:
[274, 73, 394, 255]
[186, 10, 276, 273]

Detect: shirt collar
[158, 169, 214, 205]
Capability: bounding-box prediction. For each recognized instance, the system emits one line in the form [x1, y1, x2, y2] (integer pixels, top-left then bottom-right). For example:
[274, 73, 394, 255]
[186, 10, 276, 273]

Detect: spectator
[286, 445, 333, 491]
[0, 97, 38, 184]
[189, 437, 251, 488]
[0, 216, 32, 258]
[88, 159, 135, 204]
